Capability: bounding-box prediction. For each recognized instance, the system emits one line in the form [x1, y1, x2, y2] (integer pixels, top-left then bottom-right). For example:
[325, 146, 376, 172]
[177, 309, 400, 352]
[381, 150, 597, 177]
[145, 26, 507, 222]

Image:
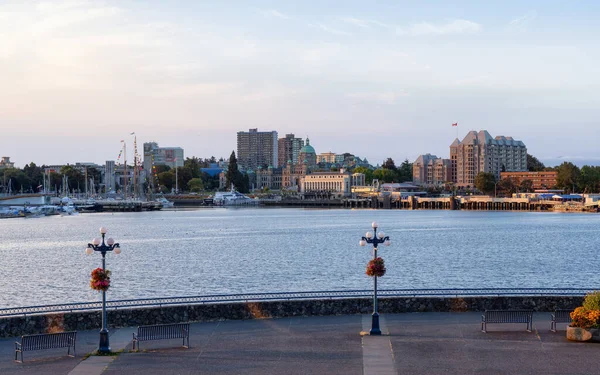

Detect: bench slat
[133, 323, 190, 351]
[481, 310, 533, 332]
[15, 331, 76, 363]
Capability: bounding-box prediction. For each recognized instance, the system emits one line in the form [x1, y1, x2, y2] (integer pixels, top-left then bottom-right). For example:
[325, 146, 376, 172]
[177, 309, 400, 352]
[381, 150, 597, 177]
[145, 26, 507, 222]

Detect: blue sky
[1, 0, 599, 167]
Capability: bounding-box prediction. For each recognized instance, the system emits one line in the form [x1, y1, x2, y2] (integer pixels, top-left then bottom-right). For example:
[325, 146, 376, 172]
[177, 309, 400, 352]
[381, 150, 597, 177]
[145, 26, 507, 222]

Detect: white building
[301, 170, 365, 197]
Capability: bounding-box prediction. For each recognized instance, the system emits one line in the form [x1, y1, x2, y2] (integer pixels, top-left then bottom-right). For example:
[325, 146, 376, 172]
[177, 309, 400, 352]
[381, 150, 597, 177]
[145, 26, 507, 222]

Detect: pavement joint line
[195, 320, 222, 362]
[67, 327, 136, 375]
[362, 315, 395, 375]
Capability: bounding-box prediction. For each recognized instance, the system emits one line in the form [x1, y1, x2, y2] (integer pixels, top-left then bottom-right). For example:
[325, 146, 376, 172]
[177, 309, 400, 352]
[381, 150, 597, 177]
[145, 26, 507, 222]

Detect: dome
[299, 138, 315, 154]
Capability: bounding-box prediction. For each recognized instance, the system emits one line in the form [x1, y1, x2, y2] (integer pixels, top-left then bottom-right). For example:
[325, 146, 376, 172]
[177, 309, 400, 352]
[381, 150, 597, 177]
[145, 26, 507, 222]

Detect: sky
[1, 0, 599, 168]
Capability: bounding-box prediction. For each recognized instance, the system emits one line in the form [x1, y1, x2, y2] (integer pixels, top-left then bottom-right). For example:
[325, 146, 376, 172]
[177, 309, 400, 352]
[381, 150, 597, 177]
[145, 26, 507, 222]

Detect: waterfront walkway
[0, 312, 595, 375]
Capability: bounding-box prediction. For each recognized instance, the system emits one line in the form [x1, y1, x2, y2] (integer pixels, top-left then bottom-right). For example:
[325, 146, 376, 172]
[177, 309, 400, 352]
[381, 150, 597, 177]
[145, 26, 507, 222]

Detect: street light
[360, 221, 391, 335]
[85, 227, 121, 354]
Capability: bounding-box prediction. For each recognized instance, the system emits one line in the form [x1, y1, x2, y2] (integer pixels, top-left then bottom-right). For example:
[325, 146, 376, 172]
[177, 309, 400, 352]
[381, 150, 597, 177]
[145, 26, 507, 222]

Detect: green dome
[300, 138, 315, 154]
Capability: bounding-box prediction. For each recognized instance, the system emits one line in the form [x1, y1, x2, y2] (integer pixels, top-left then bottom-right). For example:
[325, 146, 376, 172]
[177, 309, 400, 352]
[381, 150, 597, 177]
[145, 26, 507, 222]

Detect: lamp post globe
[85, 227, 121, 354]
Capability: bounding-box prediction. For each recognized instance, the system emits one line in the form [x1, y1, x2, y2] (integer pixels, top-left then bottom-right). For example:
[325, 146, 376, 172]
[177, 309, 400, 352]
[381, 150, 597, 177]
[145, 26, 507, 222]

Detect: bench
[481, 310, 533, 332]
[132, 323, 190, 351]
[15, 331, 77, 363]
[551, 309, 574, 332]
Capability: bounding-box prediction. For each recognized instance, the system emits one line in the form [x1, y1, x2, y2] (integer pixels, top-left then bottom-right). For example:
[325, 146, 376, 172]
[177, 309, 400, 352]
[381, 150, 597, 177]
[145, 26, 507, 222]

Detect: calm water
[0, 208, 599, 308]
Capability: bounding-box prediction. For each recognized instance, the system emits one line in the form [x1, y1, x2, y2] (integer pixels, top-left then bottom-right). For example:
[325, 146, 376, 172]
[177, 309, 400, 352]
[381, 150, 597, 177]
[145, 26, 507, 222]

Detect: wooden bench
[551, 309, 574, 332]
[132, 323, 190, 351]
[481, 310, 533, 332]
[15, 331, 76, 363]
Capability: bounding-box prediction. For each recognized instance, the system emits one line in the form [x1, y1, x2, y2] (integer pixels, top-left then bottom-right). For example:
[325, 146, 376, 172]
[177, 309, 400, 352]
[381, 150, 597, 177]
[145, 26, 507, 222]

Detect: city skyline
[1, 1, 599, 167]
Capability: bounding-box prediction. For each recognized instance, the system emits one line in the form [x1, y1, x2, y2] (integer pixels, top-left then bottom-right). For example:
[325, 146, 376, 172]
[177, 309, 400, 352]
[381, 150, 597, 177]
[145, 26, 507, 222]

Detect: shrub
[583, 291, 600, 311]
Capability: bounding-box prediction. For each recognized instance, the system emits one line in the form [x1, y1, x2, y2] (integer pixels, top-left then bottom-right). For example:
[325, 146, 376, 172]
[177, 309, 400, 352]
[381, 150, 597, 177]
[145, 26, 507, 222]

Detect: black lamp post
[360, 221, 390, 335]
[86, 227, 121, 354]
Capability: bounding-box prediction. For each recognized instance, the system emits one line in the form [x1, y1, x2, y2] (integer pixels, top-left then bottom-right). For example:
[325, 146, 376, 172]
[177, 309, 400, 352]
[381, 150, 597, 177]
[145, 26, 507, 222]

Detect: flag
[120, 140, 124, 142]
[452, 123, 458, 127]
[130, 132, 135, 135]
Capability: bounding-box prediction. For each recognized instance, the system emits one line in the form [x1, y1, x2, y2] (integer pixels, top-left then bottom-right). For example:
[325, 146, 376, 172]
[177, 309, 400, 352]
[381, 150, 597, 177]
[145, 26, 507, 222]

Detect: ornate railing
[0, 288, 594, 318]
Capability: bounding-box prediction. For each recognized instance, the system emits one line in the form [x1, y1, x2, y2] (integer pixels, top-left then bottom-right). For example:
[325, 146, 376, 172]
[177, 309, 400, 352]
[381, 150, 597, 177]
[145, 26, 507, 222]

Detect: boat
[213, 188, 257, 206]
[156, 197, 175, 208]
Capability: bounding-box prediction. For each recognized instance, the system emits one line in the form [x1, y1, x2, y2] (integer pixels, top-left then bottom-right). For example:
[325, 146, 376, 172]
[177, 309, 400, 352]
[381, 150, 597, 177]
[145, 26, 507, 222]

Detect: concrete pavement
[0, 312, 596, 375]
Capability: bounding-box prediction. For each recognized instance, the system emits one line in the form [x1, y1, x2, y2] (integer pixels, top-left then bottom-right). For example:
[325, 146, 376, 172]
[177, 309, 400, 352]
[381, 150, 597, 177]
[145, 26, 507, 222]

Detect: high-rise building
[450, 130, 527, 187]
[277, 134, 304, 166]
[143, 142, 184, 172]
[237, 128, 278, 171]
[413, 154, 452, 185]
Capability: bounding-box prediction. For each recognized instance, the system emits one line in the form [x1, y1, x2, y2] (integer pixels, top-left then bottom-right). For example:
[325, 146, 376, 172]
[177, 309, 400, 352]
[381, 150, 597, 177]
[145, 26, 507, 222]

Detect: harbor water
[0, 208, 599, 308]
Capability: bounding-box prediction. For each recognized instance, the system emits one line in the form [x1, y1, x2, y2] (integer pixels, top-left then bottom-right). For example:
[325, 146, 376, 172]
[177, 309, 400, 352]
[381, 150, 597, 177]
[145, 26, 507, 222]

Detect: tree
[157, 171, 175, 191]
[519, 179, 534, 193]
[225, 151, 239, 189]
[556, 162, 580, 193]
[353, 166, 373, 185]
[187, 178, 204, 192]
[475, 172, 496, 195]
[184, 157, 202, 179]
[497, 177, 517, 197]
[382, 158, 397, 171]
[397, 159, 413, 182]
[578, 165, 600, 193]
[372, 168, 396, 183]
[527, 154, 545, 172]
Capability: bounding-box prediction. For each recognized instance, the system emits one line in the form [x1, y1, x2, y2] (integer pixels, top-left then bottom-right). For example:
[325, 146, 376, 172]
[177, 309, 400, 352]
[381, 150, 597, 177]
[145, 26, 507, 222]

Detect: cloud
[346, 91, 409, 104]
[508, 11, 537, 30]
[340, 17, 391, 29]
[397, 19, 482, 36]
[308, 23, 351, 36]
[260, 9, 289, 20]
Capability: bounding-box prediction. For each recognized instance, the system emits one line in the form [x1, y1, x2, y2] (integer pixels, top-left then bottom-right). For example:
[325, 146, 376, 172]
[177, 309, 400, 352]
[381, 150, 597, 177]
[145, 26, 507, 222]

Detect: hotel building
[237, 128, 278, 170]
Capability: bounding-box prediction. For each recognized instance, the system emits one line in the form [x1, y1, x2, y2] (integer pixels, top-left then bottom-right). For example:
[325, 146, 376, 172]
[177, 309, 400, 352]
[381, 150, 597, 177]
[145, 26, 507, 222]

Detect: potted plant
[567, 291, 600, 342]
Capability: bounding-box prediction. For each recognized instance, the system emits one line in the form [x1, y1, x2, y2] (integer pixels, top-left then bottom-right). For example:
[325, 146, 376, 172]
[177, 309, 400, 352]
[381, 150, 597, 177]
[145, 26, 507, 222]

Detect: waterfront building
[450, 130, 527, 187]
[237, 128, 278, 170]
[301, 170, 360, 197]
[413, 154, 452, 186]
[500, 171, 558, 190]
[278, 134, 304, 166]
[298, 138, 317, 168]
[254, 162, 309, 191]
[0, 157, 14, 169]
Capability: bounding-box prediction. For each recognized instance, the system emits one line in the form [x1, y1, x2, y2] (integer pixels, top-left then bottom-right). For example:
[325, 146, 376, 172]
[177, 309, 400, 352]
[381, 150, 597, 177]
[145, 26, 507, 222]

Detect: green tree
[497, 177, 517, 197]
[184, 157, 202, 179]
[519, 179, 534, 193]
[372, 168, 396, 183]
[352, 166, 373, 185]
[578, 165, 600, 193]
[556, 162, 580, 193]
[475, 172, 496, 195]
[187, 178, 204, 192]
[382, 158, 397, 171]
[157, 171, 175, 191]
[527, 154, 545, 172]
[397, 159, 413, 182]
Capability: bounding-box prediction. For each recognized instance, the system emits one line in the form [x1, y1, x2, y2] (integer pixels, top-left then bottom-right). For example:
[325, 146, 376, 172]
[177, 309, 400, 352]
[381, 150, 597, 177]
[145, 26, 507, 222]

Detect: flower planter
[566, 326, 600, 342]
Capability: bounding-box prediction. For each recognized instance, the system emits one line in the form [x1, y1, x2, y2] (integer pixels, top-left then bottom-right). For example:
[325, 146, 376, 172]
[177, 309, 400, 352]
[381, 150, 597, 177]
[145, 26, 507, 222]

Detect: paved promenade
[0, 312, 596, 374]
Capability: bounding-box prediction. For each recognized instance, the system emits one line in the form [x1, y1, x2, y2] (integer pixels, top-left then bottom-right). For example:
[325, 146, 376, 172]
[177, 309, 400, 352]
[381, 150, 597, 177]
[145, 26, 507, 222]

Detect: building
[278, 134, 304, 166]
[297, 138, 317, 168]
[0, 157, 14, 169]
[104, 161, 116, 192]
[237, 128, 278, 170]
[500, 171, 558, 190]
[317, 152, 336, 164]
[301, 170, 360, 197]
[254, 162, 310, 191]
[143, 142, 184, 171]
[450, 130, 527, 187]
[413, 154, 452, 185]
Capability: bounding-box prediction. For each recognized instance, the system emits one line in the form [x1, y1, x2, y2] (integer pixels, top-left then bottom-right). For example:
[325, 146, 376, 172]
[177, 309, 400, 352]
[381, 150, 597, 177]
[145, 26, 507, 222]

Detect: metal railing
[0, 288, 595, 318]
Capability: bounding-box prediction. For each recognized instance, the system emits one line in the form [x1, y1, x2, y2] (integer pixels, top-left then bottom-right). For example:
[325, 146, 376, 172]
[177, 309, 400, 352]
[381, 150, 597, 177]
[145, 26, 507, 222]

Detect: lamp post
[85, 227, 121, 354]
[359, 221, 391, 335]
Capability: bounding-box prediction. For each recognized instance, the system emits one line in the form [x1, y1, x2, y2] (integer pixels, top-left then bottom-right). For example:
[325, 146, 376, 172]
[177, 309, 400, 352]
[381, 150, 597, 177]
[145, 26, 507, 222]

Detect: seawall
[0, 296, 582, 337]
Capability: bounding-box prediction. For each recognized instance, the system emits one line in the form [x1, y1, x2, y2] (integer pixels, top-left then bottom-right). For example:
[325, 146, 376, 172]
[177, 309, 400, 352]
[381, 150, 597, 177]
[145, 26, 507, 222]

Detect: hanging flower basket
[366, 257, 386, 277]
[90, 268, 111, 292]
